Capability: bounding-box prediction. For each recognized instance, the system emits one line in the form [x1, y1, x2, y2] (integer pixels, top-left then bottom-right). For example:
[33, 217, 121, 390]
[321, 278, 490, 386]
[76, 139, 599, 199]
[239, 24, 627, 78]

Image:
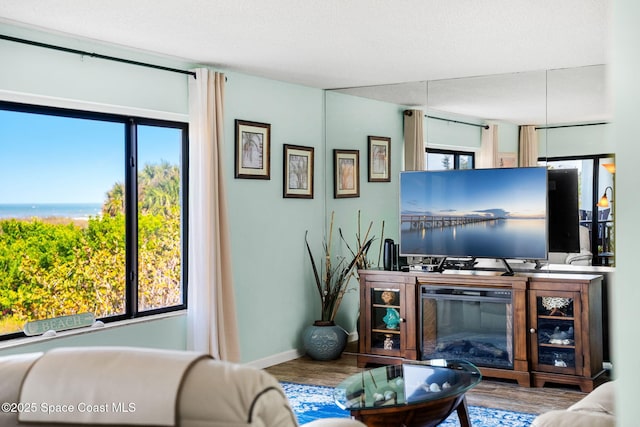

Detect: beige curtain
[187, 69, 240, 362]
[403, 110, 425, 171]
[478, 124, 498, 168]
[519, 125, 539, 167]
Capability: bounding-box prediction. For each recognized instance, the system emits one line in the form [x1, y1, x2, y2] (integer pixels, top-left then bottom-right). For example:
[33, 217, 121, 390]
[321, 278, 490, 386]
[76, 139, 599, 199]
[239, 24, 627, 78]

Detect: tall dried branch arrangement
[305, 211, 375, 322]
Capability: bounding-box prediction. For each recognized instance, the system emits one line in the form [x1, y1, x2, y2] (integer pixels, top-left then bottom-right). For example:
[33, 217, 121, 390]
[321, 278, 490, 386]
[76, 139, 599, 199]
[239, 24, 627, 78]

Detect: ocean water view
[401, 218, 547, 259]
[0, 203, 102, 220]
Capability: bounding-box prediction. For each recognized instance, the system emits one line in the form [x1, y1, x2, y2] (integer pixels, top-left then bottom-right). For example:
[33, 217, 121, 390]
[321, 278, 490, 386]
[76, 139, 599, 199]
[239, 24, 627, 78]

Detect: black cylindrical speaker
[393, 243, 400, 271]
[383, 239, 395, 271]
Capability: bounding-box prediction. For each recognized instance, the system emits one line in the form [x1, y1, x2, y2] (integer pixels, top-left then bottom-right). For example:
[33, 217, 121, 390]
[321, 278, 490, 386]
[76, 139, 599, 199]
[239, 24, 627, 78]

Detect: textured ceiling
[0, 0, 612, 124]
[339, 65, 610, 125]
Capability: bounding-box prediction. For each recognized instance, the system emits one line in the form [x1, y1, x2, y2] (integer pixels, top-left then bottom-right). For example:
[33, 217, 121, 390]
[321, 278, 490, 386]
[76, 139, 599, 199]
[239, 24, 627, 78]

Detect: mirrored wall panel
[330, 64, 613, 267]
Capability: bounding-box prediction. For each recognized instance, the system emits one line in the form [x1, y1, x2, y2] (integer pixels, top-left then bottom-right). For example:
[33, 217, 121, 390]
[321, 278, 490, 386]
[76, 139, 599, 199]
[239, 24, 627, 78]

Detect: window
[543, 154, 615, 266]
[0, 101, 188, 339]
[425, 148, 474, 170]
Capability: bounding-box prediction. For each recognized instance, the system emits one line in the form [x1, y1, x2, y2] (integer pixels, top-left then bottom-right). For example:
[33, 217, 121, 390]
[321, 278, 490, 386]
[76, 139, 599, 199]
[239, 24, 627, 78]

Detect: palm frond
[305, 212, 379, 322]
[304, 231, 324, 303]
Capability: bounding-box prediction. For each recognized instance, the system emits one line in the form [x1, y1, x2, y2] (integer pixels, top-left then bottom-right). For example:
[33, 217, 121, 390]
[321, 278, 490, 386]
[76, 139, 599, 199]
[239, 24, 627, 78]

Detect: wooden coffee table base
[350, 394, 471, 427]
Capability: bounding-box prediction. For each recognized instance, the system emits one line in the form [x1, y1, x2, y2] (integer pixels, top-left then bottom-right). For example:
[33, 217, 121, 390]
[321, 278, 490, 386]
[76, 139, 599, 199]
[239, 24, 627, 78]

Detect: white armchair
[0, 347, 364, 427]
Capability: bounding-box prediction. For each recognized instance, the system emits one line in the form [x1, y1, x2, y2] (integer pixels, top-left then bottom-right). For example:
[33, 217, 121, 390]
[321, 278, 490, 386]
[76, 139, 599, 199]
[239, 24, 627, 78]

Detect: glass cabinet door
[370, 287, 403, 355]
[532, 290, 581, 374]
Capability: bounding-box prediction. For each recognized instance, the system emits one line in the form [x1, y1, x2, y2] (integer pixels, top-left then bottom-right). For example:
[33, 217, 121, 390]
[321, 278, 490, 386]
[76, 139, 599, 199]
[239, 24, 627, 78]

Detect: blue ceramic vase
[302, 321, 348, 361]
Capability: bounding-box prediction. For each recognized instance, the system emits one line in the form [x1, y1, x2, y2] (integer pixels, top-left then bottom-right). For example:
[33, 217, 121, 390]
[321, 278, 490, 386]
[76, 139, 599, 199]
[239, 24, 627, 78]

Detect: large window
[0, 101, 188, 339]
[426, 148, 474, 170]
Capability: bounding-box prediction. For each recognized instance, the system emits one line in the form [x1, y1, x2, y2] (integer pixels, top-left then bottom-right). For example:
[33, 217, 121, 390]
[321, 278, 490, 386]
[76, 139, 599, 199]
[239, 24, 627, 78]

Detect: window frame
[0, 100, 189, 340]
[425, 147, 475, 170]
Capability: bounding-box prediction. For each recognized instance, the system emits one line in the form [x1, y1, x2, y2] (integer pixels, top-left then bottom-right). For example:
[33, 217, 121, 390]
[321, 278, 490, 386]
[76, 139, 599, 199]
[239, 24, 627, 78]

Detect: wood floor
[265, 348, 590, 416]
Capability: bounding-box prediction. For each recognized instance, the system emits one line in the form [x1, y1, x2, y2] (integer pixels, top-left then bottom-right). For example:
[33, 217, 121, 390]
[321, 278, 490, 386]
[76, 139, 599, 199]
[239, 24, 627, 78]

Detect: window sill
[0, 310, 186, 352]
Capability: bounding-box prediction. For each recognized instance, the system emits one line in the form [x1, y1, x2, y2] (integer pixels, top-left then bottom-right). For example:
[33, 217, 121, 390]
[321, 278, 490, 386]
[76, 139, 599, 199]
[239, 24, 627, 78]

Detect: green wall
[0, 21, 619, 368]
[612, 0, 638, 425]
[497, 122, 520, 154]
[0, 23, 405, 364]
[423, 113, 520, 156]
[425, 113, 484, 149]
[0, 24, 188, 118]
[424, 112, 612, 163]
[324, 91, 404, 333]
[0, 314, 187, 356]
[223, 71, 326, 362]
[538, 124, 613, 158]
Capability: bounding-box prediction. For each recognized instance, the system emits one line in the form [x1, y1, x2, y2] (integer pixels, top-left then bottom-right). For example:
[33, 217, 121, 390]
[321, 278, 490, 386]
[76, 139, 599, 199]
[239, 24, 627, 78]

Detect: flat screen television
[547, 168, 580, 253]
[399, 167, 548, 261]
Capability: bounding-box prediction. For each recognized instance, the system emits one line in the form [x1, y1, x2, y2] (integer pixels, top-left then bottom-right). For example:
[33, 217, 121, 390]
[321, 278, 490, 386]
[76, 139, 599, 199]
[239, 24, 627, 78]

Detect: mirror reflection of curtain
[187, 69, 240, 361]
[478, 124, 498, 168]
[518, 125, 539, 167]
[403, 109, 425, 171]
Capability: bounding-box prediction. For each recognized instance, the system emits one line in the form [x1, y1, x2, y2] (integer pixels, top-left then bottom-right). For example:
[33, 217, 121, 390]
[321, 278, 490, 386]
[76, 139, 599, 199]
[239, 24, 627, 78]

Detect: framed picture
[334, 149, 360, 198]
[498, 152, 517, 168]
[234, 119, 271, 179]
[368, 136, 391, 182]
[283, 144, 314, 198]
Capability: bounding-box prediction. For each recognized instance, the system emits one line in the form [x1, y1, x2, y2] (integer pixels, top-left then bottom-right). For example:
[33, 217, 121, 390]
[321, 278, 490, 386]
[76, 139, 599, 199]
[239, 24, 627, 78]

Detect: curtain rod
[403, 110, 489, 129]
[535, 122, 610, 130]
[426, 114, 490, 130]
[0, 34, 197, 78]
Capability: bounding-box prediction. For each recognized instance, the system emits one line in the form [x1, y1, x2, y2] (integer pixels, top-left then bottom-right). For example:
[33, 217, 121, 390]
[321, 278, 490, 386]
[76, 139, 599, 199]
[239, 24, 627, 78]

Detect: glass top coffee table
[334, 359, 481, 427]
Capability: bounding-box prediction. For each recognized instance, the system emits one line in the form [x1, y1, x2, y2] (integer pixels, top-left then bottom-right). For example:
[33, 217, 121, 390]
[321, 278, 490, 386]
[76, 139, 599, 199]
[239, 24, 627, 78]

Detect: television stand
[357, 269, 605, 391]
[438, 257, 477, 271]
[499, 258, 515, 276]
[435, 257, 513, 276]
[533, 259, 545, 270]
[413, 257, 514, 276]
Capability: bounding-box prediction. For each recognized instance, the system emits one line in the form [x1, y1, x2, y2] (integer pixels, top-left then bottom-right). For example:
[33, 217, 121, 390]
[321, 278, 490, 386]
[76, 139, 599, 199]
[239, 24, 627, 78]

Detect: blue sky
[400, 168, 547, 218]
[0, 110, 181, 204]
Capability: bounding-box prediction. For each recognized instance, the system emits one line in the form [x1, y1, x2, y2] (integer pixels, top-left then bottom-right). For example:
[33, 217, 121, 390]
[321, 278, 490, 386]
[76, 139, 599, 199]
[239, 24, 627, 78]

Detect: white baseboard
[247, 348, 303, 369]
[247, 332, 358, 369]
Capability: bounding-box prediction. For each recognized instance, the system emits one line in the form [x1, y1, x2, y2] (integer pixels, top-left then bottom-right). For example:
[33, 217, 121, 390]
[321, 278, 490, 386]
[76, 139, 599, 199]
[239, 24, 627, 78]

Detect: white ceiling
[340, 65, 610, 125]
[0, 0, 612, 124]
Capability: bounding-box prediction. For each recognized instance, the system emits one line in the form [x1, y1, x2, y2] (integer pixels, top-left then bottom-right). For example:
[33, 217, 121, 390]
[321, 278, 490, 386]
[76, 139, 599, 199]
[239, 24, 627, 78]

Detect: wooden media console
[357, 269, 606, 392]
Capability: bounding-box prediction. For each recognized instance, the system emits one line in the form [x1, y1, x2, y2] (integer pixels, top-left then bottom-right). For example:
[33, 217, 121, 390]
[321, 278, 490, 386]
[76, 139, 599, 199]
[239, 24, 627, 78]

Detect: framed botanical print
[283, 144, 314, 198]
[368, 136, 391, 182]
[234, 119, 271, 179]
[334, 149, 360, 198]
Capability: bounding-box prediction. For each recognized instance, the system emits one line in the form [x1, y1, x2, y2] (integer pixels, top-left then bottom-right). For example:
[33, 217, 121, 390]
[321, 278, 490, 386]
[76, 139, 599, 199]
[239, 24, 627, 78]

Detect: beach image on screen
[399, 167, 548, 259]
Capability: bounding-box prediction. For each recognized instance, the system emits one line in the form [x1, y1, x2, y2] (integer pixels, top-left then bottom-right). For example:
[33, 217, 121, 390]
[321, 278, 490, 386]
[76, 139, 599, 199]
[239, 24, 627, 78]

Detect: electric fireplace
[420, 285, 514, 369]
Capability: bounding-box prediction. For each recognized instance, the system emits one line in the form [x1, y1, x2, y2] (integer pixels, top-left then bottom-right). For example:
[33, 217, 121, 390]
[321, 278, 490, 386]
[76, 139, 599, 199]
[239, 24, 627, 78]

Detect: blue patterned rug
[281, 382, 537, 426]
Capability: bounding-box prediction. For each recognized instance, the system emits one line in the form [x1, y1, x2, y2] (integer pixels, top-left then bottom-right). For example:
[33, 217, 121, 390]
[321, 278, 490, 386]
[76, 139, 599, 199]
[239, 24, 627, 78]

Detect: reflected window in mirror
[541, 154, 615, 267]
[426, 148, 474, 170]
